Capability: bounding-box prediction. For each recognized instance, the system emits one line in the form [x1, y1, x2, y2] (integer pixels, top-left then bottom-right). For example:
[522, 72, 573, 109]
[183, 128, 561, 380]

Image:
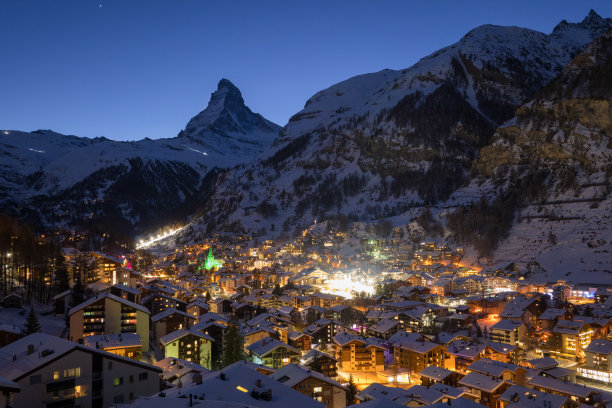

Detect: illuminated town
[1, 3, 612, 408]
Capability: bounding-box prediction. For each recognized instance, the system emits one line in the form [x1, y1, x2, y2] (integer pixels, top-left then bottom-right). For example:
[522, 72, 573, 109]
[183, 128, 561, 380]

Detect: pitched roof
[247, 338, 299, 357]
[499, 385, 567, 408]
[528, 375, 596, 399]
[271, 363, 344, 389]
[459, 372, 508, 393]
[0, 333, 160, 382]
[83, 332, 142, 349]
[151, 307, 195, 323]
[160, 329, 214, 346]
[419, 365, 454, 381]
[68, 292, 149, 316]
[467, 358, 522, 377]
[123, 360, 322, 408]
[585, 339, 612, 354]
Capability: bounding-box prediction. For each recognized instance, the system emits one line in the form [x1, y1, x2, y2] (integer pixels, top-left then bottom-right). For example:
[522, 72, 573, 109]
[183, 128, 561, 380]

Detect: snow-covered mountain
[0, 79, 280, 239]
[455, 28, 612, 283]
[179, 11, 611, 243]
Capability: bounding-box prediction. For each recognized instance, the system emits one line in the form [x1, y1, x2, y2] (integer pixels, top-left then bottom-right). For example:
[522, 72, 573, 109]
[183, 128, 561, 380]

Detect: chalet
[271, 363, 346, 408]
[458, 371, 510, 408]
[186, 299, 210, 321]
[288, 331, 313, 352]
[577, 338, 612, 385]
[0, 375, 19, 408]
[247, 337, 300, 369]
[160, 329, 214, 369]
[83, 332, 142, 360]
[0, 333, 161, 408]
[151, 308, 196, 343]
[333, 333, 385, 372]
[419, 365, 462, 387]
[489, 319, 527, 346]
[68, 293, 150, 351]
[366, 319, 401, 340]
[498, 385, 568, 408]
[550, 320, 593, 360]
[447, 340, 486, 373]
[391, 332, 447, 377]
[300, 350, 338, 379]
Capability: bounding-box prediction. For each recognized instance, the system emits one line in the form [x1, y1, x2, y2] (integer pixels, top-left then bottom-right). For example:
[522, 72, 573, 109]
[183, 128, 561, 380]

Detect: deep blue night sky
[2, 0, 612, 141]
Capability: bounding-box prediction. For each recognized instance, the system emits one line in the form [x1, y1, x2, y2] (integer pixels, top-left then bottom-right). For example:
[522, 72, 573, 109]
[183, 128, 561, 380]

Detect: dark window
[113, 395, 124, 403]
[129, 375, 134, 383]
[139, 372, 148, 381]
[30, 375, 42, 385]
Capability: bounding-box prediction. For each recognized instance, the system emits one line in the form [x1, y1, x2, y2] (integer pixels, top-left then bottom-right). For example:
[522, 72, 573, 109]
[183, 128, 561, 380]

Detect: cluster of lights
[321, 275, 375, 299]
[136, 227, 184, 249]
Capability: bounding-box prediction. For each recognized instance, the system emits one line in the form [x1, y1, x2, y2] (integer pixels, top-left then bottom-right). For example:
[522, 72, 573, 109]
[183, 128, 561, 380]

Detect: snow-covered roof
[539, 308, 567, 320]
[247, 338, 299, 357]
[459, 372, 507, 393]
[300, 350, 337, 365]
[499, 385, 567, 408]
[112, 284, 141, 295]
[160, 329, 214, 346]
[487, 342, 516, 354]
[447, 340, 486, 359]
[271, 363, 343, 389]
[369, 319, 399, 334]
[154, 357, 211, 382]
[83, 332, 141, 349]
[553, 319, 587, 335]
[490, 319, 524, 331]
[527, 357, 559, 370]
[0, 333, 160, 381]
[124, 360, 323, 408]
[151, 307, 195, 323]
[467, 358, 522, 377]
[0, 375, 19, 392]
[528, 375, 596, 398]
[585, 338, 612, 355]
[419, 365, 454, 381]
[68, 292, 149, 316]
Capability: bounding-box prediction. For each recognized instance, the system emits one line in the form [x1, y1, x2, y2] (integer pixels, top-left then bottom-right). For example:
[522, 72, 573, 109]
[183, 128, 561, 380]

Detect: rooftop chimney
[27, 344, 35, 355]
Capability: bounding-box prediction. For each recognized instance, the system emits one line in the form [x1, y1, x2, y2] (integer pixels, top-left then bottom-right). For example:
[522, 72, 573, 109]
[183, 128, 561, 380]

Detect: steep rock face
[0, 80, 280, 240]
[178, 79, 280, 156]
[182, 12, 611, 241]
[454, 29, 612, 282]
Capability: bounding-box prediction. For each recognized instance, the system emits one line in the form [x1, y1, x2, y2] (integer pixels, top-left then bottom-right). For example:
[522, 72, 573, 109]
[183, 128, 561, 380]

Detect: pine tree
[346, 374, 358, 405]
[54, 253, 70, 293]
[222, 323, 244, 367]
[23, 307, 41, 335]
[70, 277, 86, 308]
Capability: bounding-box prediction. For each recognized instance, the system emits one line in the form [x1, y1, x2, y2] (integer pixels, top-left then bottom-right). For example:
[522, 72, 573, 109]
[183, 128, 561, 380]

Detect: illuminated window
[236, 386, 248, 392]
[113, 377, 123, 386]
[282, 358, 290, 363]
[53, 371, 60, 381]
[75, 385, 85, 397]
[314, 387, 323, 393]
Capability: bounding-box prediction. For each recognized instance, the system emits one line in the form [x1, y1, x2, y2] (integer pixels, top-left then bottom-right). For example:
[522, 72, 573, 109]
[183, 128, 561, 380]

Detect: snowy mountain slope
[0, 79, 280, 238]
[177, 11, 611, 243]
[452, 28, 612, 283]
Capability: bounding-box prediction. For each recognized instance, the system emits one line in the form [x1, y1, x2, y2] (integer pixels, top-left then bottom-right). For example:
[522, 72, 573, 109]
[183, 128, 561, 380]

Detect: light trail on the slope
[136, 226, 184, 249]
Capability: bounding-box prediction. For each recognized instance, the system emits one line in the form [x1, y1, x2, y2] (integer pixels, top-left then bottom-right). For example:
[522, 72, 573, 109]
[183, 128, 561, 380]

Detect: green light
[203, 249, 223, 271]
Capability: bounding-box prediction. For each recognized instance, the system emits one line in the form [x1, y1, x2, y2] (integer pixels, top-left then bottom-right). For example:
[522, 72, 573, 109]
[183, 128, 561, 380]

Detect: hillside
[179, 11, 611, 243]
[0, 79, 280, 241]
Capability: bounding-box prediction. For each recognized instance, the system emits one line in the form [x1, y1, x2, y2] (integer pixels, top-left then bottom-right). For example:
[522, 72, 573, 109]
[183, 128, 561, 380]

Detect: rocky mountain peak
[210, 78, 245, 111]
[552, 9, 612, 35]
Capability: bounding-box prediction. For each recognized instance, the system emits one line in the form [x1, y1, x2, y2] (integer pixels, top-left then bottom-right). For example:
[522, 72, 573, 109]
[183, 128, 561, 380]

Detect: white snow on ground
[0, 306, 66, 337]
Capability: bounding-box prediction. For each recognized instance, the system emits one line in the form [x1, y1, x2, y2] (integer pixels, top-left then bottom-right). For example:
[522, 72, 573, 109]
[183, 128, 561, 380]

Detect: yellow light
[236, 386, 248, 393]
